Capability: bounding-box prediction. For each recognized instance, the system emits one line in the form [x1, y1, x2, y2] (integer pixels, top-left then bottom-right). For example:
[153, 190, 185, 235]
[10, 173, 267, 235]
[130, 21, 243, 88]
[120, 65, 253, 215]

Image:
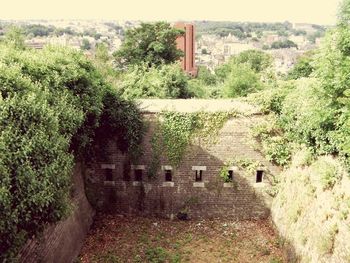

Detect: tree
[287, 51, 315, 80]
[222, 64, 262, 98]
[215, 49, 273, 82]
[233, 49, 273, 73]
[113, 22, 184, 68]
[3, 26, 25, 49]
[95, 42, 109, 63]
[80, 38, 91, 50]
[271, 40, 298, 49]
[338, 0, 350, 25]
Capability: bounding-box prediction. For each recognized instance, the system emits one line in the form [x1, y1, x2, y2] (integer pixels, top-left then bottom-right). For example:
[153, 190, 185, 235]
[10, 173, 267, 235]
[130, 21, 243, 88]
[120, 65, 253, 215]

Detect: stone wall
[86, 112, 279, 220]
[18, 163, 95, 263]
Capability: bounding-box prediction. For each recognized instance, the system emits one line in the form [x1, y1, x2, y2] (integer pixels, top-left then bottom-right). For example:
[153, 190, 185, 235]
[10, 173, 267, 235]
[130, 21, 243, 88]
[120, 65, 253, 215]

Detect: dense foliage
[0, 43, 144, 260]
[113, 22, 184, 68]
[214, 50, 273, 98]
[249, 1, 350, 167]
[286, 51, 315, 80]
[117, 63, 190, 99]
[269, 39, 298, 49]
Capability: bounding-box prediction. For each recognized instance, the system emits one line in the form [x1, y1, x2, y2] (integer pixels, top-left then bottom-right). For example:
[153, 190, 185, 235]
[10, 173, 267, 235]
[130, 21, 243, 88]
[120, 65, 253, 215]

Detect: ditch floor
[79, 213, 286, 263]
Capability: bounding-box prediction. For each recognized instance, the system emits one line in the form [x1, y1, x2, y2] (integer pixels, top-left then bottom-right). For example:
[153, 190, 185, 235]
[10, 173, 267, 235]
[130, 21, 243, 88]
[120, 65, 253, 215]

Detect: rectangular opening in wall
[228, 170, 234, 182]
[195, 170, 203, 182]
[123, 162, 131, 181]
[105, 169, 113, 181]
[134, 169, 143, 181]
[256, 170, 264, 183]
[165, 170, 172, 182]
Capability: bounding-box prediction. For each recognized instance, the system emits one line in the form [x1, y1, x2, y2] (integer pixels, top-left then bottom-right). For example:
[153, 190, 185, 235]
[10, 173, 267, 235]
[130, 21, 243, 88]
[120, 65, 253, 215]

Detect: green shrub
[0, 91, 75, 259]
[248, 80, 295, 114]
[222, 64, 262, 98]
[118, 63, 190, 99]
[0, 43, 144, 260]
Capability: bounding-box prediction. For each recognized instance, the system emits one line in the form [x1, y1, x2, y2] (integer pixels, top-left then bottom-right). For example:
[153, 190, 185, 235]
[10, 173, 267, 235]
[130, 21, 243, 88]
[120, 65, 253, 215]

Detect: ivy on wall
[147, 111, 237, 178]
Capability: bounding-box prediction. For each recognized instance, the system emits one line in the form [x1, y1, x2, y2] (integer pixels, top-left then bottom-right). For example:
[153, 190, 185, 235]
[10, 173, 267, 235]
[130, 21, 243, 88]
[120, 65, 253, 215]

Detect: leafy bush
[222, 64, 262, 98]
[0, 43, 144, 260]
[118, 63, 190, 99]
[287, 50, 316, 80]
[0, 91, 76, 259]
[279, 79, 338, 155]
[248, 80, 295, 114]
[251, 117, 292, 166]
[262, 136, 293, 166]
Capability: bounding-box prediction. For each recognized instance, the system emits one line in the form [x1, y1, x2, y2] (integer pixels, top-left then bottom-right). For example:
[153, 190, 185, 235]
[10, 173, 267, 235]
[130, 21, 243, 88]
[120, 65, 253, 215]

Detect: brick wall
[18, 163, 95, 263]
[86, 113, 279, 219]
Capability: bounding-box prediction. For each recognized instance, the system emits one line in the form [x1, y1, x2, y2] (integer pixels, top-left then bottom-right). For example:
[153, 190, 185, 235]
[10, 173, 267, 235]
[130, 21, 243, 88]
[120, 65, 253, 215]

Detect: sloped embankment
[271, 150, 350, 262]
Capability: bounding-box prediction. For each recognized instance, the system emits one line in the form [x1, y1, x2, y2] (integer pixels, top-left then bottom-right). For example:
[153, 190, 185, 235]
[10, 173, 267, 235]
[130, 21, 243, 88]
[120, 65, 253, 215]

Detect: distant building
[174, 22, 198, 77]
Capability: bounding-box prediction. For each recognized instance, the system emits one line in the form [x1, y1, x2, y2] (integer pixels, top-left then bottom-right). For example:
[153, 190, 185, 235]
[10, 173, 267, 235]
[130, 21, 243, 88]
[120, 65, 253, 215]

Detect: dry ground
[79, 213, 285, 263]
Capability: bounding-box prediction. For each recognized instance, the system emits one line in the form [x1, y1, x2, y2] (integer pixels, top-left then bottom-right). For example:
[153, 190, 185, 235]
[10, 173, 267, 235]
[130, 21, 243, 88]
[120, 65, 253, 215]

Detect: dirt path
[79, 213, 285, 263]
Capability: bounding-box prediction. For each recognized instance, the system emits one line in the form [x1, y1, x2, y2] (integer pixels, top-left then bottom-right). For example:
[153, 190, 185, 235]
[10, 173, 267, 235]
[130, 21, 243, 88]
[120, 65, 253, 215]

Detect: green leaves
[118, 63, 190, 99]
[0, 90, 73, 259]
[214, 49, 274, 98]
[0, 43, 144, 260]
[113, 22, 183, 68]
[222, 64, 262, 98]
[149, 111, 233, 178]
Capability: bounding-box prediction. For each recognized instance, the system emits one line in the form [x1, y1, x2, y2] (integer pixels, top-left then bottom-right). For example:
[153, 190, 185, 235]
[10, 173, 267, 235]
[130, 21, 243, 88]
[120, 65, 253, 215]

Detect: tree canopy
[113, 22, 184, 68]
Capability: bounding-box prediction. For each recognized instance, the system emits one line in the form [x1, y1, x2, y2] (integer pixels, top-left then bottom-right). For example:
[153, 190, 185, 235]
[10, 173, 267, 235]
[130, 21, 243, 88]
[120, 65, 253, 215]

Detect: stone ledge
[191, 166, 207, 171]
[131, 165, 146, 170]
[229, 166, 239, 171]
[223, 182, 234, 188]
[161, 165, 173, 170]
[103, 181, 115, 186]
[254, 182, 266, 188]
[101, 164, 115, 169]
[162, 182, 174, 187]
[132, 181, 142, 186]
[193, 182, 205, 188]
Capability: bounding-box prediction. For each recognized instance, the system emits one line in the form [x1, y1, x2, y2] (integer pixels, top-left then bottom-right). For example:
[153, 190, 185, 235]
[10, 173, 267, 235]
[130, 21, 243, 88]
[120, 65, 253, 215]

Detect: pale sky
[0, 0, 342, 24]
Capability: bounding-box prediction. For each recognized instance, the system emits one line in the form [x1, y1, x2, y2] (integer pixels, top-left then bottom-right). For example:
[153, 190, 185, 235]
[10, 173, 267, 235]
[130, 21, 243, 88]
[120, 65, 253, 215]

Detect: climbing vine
[235, 158, 264, 174]
[147, 111, 236, 178]
[219, 162, 233, 183]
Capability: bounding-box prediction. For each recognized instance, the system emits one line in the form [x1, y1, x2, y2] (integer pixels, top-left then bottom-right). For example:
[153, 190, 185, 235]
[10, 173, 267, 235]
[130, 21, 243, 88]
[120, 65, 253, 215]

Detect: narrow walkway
[79, 213, 285, 263]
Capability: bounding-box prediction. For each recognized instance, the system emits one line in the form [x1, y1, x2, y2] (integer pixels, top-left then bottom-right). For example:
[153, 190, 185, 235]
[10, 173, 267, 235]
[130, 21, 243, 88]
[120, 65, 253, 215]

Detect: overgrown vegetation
[148, 111, 235, 178]
[0, 39, 144, 260]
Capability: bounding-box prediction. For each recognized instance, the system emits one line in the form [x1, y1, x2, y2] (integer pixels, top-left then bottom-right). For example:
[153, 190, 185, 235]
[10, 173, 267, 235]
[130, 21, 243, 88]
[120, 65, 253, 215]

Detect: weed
[269, 258, 283, 263]
[145, 246, 169, 263]
[317, 224, 338, 255]
[94, 250, 121, 263]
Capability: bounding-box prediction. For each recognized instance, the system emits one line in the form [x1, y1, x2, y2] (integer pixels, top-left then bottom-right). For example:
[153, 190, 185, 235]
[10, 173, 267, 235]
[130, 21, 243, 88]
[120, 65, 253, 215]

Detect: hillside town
[0, 19, 327, 73]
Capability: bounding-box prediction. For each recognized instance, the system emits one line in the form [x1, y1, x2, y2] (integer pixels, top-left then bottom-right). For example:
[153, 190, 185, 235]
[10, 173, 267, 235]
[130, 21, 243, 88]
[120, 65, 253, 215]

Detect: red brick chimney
[174, 22, 198, 77]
